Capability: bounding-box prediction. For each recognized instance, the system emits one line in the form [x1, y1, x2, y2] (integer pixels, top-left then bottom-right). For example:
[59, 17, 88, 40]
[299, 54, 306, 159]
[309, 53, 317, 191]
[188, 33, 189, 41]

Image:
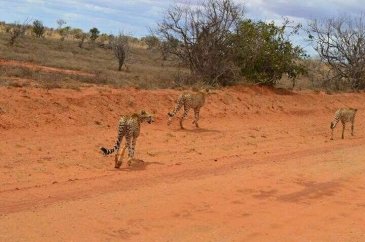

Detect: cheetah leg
[192, 109, 200, 128]
[351, 121, 354, 136]
[330, 128, 334, 140]
[180, 107, 189, 129]
[125, 133, 134, 166]
[114, 145, 126, 169]
[341, 122, 345, 139]
[114, 133, 125, 168]
[168, 99, 183, 126]
[128, 137, 137, 166]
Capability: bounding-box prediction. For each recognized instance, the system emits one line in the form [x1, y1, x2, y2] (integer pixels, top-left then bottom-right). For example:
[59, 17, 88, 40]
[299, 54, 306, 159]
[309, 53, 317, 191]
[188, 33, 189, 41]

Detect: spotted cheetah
[100, 110, 154, 168]
[167, 89, 210, 129]
[330, 108, 357, 140]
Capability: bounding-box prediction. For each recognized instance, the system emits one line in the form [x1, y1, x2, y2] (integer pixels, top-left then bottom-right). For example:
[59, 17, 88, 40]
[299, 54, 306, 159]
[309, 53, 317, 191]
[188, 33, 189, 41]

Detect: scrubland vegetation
[0, 0, 364, 92]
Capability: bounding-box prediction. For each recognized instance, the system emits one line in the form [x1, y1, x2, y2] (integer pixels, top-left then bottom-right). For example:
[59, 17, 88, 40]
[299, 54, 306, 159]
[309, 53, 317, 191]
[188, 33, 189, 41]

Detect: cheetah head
[140, 110, 154, 124]
[201, 88, 217, 96]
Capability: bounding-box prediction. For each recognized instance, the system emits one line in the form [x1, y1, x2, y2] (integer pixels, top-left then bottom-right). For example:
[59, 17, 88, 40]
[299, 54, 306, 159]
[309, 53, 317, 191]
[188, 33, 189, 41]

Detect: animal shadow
[176, 128, 220, 133]
[277, 181, 339, 203]
[119, 160, 164, 172]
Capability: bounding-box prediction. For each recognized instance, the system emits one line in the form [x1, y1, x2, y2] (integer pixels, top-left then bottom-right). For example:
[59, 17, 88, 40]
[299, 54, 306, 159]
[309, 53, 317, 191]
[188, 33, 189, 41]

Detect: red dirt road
[0, 86, 364, 241]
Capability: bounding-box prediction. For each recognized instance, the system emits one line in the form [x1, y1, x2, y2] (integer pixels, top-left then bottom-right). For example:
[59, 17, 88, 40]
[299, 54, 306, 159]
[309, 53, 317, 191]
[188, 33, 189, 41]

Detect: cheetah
[167, 89, 210, 129]
[330, 108, 357, 140]
[100, 110, 154, 168]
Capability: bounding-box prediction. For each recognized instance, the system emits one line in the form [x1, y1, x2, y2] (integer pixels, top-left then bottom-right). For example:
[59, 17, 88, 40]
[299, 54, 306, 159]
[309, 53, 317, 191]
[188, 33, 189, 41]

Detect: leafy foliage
[59, 26, 71, 41]
[232, 20, 307, 87]
[72, 28, 88, 48]
[32, 20, 45, 38]
[89, 27, 100, 42]
[142, 35, 160, 50]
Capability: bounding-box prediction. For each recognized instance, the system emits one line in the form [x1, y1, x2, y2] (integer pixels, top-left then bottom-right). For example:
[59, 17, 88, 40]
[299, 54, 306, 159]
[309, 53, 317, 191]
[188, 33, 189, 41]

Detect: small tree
[32, 20, 45, 38]
[59, 26, 70, 41]
[98, 33, 110, 43]
[97, 33, 114, 49]
[76, 32, 88, 48]
[56, 19, 66, 29]
[156, 0, 244, 85]
[56, 19, 66, 41]
[69, 27, 83, 37]
[71, 28, 88, 48]
[111, 34, 129, 71]
[233, 19, 307, 87]
[58, 26, 71, 41]
[89, 27, 100, 42]
[142, 35, 160, 50]
[308, 14, 365, 90]
[8, 20, 29, 46]
[160, 38, 179, 60]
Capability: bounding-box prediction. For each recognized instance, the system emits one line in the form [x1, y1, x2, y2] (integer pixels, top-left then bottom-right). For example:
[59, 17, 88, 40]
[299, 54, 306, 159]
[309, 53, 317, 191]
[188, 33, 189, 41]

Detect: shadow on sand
[113, 160, 165, 172]
[175, 128, 221, 133]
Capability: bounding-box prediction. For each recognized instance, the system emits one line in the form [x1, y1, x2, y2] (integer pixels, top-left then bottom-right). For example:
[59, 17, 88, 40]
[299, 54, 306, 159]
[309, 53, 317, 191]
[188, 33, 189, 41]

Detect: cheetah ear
[140, 110, 146, 115]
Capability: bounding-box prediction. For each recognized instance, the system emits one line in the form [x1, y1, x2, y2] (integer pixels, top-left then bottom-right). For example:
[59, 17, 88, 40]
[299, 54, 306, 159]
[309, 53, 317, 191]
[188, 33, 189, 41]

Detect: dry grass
[276, 59, 338, 91]
[0, 65, 93, 89]
[0, 27, 334, 91]
[0, 32, 184, 89]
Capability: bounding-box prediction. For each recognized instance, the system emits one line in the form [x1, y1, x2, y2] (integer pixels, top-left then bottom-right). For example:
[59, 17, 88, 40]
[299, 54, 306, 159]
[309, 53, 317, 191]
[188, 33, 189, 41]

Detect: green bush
[141, 35, 160, 50]
[32, 20, 45, 38]
[89, 27, 100, 42]
[233, 20, 307, 87]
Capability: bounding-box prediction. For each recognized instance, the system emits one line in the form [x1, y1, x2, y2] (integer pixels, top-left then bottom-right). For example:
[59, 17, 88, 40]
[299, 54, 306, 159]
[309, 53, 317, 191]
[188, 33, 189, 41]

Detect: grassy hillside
[0, 22, 326, 91]
[0, 29, 186, 89]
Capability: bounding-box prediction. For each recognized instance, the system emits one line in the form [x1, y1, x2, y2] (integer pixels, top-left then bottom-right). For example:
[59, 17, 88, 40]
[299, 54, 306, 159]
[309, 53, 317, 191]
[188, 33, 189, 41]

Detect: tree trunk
[78, 38, 84, 48]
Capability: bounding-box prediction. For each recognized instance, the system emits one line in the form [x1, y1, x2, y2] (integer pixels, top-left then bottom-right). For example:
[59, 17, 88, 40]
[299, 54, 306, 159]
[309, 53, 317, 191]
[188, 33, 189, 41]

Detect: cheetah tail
[101, 124, 124, 156]
[100, 139, 121, 156]
[100, 146, 115, 155]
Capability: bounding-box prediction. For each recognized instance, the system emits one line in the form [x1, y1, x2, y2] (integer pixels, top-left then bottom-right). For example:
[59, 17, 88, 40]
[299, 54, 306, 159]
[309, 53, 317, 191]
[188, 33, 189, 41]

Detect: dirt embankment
[0, 85, 362, 130]
[0, 86, 365, 241]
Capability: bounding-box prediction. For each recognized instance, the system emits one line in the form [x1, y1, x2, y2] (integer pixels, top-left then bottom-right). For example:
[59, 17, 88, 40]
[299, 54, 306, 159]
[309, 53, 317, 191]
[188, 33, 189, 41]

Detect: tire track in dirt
[1, 138, 363, 215]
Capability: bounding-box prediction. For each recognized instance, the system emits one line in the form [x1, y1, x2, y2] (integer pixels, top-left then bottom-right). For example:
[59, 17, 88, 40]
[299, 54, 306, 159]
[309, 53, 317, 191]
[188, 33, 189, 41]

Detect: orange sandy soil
[0, 85, 364, 241]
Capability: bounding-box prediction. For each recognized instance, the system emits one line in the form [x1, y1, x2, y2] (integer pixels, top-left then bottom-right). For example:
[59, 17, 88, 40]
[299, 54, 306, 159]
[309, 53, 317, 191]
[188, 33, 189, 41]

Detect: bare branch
[155, 0, 244, 85]
[8, 18, 30, 46]
[111, 34, 130, 71]
[308, 14, 365, 90]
